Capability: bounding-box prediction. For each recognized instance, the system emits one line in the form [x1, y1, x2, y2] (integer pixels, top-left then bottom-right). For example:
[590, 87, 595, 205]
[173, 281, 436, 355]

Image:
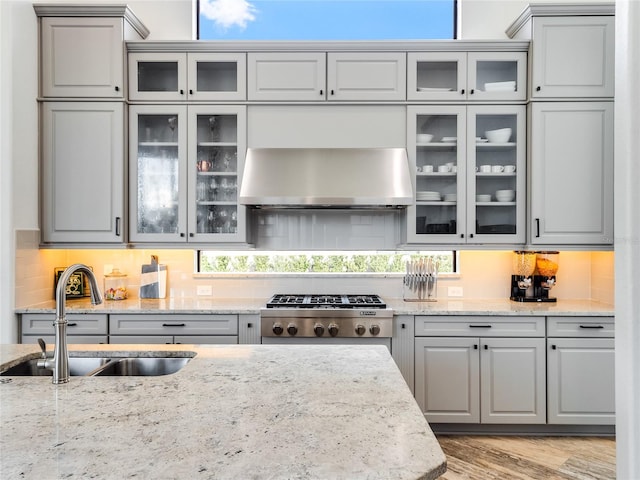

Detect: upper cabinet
[407, 51, 527, 102]
[129, 105, 247, 244]
[529, 102, 614, 245]
[35, 5, 149, 98]
[128, 52, 247, 101]
[506, 4, 615, 99]
[41, 102, 125, 243]
[247, 51, 406, 101]
[406, 104, 526, 245]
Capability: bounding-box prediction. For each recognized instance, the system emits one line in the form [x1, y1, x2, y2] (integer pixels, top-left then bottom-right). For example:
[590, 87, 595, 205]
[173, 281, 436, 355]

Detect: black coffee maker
[510, 251, 559, 302]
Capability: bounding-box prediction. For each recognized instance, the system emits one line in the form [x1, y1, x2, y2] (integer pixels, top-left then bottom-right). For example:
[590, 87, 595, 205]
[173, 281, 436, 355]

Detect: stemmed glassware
[209, 116, 217, 142]
[167, 116, 177, 142]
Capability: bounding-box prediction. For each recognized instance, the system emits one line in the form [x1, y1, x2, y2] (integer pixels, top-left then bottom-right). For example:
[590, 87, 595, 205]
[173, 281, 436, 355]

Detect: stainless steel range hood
[239, 148, 413, 208]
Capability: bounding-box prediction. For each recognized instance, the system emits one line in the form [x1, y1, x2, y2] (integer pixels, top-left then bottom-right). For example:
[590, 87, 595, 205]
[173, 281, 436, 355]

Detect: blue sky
[199, 0, 454, 40]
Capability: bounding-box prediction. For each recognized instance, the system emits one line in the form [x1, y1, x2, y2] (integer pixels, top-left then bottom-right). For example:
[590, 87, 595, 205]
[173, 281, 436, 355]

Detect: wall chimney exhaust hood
[239, 148, 414, 208]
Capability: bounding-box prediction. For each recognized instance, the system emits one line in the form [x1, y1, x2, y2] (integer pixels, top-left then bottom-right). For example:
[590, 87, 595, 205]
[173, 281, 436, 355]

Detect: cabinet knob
[180, 89, 184, 95]
[536, 86, 541, 91]
[180, 232, 185, 238]
[484, 344, 488, 350]
[470, 89, 475, 94]
[470, 233, 474, 238]
[551, 344, 557, 350]
[189, 233, 194, 237]
[247, 323, 253, 328]
[320, 89, 324, 95]
[330, 89, 335, 95]
[460, 233, 465, 238]
[474, 344, 478, 350]
[461, 89, 465, 94]
[189, 89, 193, 95]
[114, 86, 120, 92]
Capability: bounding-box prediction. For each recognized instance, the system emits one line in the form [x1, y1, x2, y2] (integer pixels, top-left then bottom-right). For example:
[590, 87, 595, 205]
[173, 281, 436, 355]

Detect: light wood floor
[435, 435, 616, 480]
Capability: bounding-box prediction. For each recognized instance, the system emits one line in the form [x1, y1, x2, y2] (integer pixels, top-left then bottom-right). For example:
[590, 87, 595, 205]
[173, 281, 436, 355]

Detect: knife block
[403, 275, 437, 302]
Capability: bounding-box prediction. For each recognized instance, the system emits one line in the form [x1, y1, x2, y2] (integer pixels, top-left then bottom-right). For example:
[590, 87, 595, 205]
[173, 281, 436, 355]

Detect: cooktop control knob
[272, 323, 284, 335]
[287, 323, 298, 336]
[355, 324, 366, 336]
[369, 325, 381, 336]
[328, 323, 339, 337]
[313, 324, 325, 337]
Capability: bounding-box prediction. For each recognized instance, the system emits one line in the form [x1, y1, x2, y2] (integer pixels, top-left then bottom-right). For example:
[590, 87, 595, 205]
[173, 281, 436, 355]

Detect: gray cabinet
[547, 316, 615, 425]
[392, 315, 415, 394]
[109, 314, 238, 344]
[407, 104, 526, 245]
[41, 102, 125, 243]
[128, 104, 247, 243]
[407, 51, 527, 102]
[414, 316, 546, 424]
[530, 16, 614, 99]
[248, 51, 406, 101]
[507, 5, 614, 99]
[128, 52, 246, 101]
[20, 313, 108, 344]
[35, 6, 148, 98]
[529, 102, 614, 245]
[238, 314, 261, 344]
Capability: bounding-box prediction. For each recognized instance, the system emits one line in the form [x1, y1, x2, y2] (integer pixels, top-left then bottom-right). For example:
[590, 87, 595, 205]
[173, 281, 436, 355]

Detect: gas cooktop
[266, 294, 386, 309]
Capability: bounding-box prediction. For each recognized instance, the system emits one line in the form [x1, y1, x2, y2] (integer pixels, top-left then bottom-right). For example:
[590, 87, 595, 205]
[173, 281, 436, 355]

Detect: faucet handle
[37, 338, 47, 358]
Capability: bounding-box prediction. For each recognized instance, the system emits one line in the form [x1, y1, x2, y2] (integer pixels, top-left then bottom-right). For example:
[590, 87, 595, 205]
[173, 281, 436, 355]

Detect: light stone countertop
[16, 297, 614, 316]
[0, 343, 447, 480]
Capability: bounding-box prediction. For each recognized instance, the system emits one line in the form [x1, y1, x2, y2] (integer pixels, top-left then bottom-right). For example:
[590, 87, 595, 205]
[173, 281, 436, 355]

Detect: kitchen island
[0, 344, 447, 479]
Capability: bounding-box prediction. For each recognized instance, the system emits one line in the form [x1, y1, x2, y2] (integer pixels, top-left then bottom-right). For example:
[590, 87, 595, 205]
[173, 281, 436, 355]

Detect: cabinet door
[41, 102, 124, 243]
[327, 52, 406, 101]
[467, 51, 527, 102]
[415, 337, 480, 423]
[407, 52, 466, 101]
[238, 314, 261, 344]
[187, 53, 246, 101]
[129, 52, 187, 101]
[41, 17, 124, 98]
[188, 105, 247, 242]
[547, 338, 615, 425]
[129, 105, 188, 242]
[392, 315, 415, 394]
[529, 102, 613, 245]
[480, 338, 546, 424]
[531, 16, 614, 98]
[407, 105, 466, 244]
[467, 105, 526, 244]
[247, 52, 326, 101]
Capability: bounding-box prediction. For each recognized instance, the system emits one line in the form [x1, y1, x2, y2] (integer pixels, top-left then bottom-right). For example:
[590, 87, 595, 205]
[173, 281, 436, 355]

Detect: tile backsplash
[15, 229, 615, 307]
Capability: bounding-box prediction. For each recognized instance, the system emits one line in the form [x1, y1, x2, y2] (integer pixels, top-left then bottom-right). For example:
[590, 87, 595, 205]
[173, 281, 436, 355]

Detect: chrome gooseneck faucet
[45, 264, 103, 384]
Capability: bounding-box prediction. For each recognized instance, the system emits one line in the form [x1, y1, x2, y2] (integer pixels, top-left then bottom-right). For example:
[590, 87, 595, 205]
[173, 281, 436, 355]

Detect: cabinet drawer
[415, 316, 545, 337]
[547, 316, 614, 338]
[109, 314, 238, 336]
[21, 314, 108, 335]
[174, 335, 238, 345]
[22, 334, 108, 345]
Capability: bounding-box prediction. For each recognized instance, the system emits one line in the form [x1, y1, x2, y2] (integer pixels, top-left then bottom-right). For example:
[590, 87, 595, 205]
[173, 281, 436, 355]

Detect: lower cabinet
[414, 316, 546, 424]
[20, 313, 108, 344]
[547, 316, 615, 425]
[109, 314, 238, 344]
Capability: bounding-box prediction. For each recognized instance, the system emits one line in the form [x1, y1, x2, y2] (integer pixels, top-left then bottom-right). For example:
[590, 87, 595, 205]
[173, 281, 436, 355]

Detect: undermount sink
[0, 354, 193, 377]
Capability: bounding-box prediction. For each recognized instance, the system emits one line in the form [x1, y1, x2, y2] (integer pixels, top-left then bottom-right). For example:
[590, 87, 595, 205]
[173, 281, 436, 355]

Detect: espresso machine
[510, 251, 559, 302]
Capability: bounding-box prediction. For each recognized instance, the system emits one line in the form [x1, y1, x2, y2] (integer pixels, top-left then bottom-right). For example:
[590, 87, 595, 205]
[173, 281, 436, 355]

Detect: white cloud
[200, 0, 257, 30]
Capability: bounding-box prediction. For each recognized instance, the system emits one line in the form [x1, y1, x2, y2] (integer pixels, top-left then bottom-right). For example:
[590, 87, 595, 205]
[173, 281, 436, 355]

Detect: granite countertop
[16, 297, 614, 316]
[0, 344, 447, 480]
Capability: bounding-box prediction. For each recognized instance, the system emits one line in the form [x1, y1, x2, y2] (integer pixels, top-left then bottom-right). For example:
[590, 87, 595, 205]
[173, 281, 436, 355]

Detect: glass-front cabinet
[407, 106, 466, 243]
[407, 105, 525, 245]
[128, 52, 246, 101]
[407, 51, 527, 102]
[129, 105, 247, 243]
